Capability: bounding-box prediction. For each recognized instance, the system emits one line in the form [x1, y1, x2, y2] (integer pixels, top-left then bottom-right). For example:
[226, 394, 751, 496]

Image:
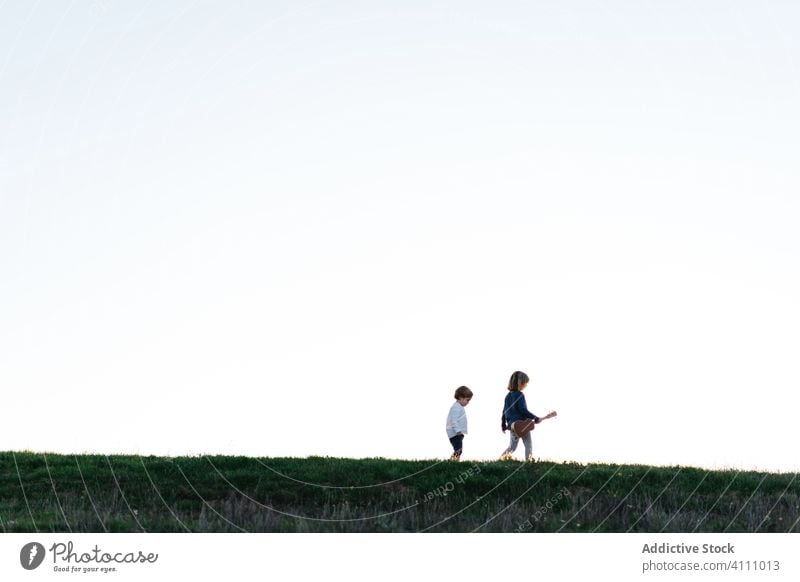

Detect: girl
[500, 371, 556, 461]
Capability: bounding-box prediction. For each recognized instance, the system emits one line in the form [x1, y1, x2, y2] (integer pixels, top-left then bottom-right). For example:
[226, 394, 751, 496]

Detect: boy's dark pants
[449, 434, 464, 458]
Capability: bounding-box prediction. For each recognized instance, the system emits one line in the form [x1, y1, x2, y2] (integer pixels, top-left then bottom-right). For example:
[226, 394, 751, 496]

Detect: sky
[1, 1, 799, 472]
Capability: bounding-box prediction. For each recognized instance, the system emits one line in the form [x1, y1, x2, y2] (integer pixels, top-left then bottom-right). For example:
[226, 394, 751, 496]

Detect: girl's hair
[454, 386, 473, 399]
[507, 371, 529, 392]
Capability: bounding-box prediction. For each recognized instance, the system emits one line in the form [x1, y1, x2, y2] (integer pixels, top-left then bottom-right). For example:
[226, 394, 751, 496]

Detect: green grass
[1, 452, 797, 532]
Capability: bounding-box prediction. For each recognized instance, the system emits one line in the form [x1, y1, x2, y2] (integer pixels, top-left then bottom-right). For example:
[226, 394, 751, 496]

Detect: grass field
[1, 452, 797, 533]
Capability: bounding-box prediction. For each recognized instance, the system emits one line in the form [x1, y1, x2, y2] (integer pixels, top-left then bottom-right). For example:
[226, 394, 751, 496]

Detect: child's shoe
[499, 452, 513, 461]
[449, 453, 461, 461]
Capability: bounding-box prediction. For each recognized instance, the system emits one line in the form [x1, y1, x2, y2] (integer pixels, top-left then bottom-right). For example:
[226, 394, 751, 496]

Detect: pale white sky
[2, 1, 798, 472]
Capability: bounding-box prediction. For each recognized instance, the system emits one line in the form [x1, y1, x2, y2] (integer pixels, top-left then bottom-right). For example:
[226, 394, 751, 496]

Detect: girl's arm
[536, 411, 558, 423]
[517, 393, 540, 422]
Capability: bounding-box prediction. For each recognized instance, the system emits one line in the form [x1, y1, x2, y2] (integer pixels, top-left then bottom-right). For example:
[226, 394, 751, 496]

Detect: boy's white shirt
[445, 401, 468, 438]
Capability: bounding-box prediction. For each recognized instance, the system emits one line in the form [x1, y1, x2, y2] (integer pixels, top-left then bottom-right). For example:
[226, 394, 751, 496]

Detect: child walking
[445, 386, 473, 461]
[500, 371, 556, 462]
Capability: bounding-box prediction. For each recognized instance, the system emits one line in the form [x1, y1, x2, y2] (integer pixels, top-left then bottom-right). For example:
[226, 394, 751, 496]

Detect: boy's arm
[455, 406, 467, 435]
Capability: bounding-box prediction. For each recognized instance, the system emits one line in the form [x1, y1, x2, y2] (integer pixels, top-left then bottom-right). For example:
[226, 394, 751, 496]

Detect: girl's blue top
[501, 391, 539, 429]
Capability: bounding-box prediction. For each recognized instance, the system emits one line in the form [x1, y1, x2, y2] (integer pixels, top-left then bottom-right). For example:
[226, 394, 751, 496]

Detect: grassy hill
[1, 452, 797, 533]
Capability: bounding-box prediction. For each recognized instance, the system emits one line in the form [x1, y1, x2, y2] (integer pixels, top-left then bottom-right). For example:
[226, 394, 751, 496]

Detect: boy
[445, 386, 473, 461]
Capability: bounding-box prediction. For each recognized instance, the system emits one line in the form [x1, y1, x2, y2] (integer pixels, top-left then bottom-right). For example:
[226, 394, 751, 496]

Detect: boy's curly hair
[454, 386, 473, 399]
